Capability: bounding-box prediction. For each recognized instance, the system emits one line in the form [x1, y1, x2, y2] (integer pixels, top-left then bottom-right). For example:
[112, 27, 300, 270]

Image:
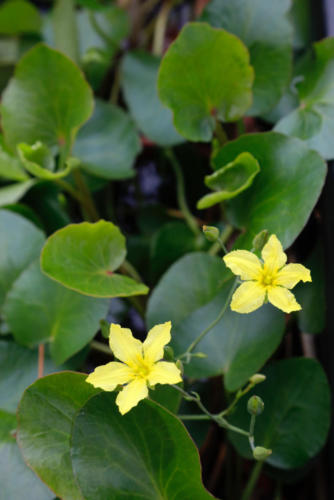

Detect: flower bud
[247, 395, 264, 416]
[202, 225, 219, 242]
[99, 319, 110, 339]
[164, 345, 174, 361]
[252, 230, 269, 252]
[253, 446, 272, 461]
[176, 359, 184, 376]
[249, 374, 266, 385]
[191, 352, 207, 359]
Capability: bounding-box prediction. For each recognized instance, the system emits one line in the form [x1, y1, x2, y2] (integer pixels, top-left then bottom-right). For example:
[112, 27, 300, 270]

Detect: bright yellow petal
[109, 324, 142, 365]
[143, 321, 171, 363]
[115, 378, 148, 415]
[276, 263, 312, 289]
[86, 362, 133, 391]
[230, 281, 265, 314]
[261, 234, 287, 272]
[147, 361, 182, 386]
[223, 250, 262, 280]
[268, 286, 301, 313]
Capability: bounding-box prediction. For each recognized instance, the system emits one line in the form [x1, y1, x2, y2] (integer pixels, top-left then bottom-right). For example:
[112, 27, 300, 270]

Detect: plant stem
[182, 278, 238, 356]
[208, 224, 234, 256]
[215, 120, 228, 146]
[89, 10, 116, 46]
[91, 340, 112, 356]
[38, 344, 44, 378]
[165, 149, 201, 236]
[241, 460, 263, 500]
[53, 0, 80, 64]
[73, 169, 100, 222]
[152, 0, 173, 56]
[119, 259, 143, 284]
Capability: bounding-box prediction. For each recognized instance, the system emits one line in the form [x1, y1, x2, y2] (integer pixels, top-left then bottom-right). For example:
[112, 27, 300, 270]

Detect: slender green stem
[215, 120, 228, 146]
[182, 278, 238, 356]
[249, 414, 256, 451]
[208, 224, 233, 256]
[91, 340, 112, 355]
[119, 259, 143, 284]
[152, 0, 173, 56]
[178, 414, 211, 421]
[165, 149, 201, 236]
[73, 169, 100, 222]
[241, 460, 263, 500]
[54, 178, 83, 203]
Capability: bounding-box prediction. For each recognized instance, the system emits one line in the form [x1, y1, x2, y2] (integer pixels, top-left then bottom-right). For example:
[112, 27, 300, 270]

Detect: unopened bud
[202, 225, 219, 242]
[164, 345, 174, 361]
[253, 446, 272, 461]
[100, 319, 110, 339]
[191, 352, 207, 359]
[252, 230, 269, 252]
[247, 395, 264, 416]
[249, 374, 266, 385]
[176, 359, 184, 376]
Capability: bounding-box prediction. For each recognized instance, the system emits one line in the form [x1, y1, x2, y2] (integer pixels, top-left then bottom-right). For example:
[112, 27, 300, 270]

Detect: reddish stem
[38, 344, 45, 378]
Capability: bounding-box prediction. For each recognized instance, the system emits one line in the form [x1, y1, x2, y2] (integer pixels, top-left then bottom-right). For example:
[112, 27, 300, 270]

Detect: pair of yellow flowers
[87, 235, 311, 414]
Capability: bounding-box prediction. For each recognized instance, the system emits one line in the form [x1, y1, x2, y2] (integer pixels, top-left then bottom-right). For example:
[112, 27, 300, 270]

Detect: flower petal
[276, 263, 312, 289]
[86, 362, 133, 391]
[223, 250, 262, 280]
[109, 324, 142, 365]
[147, 361, 182, 386]
[143, 321, 172, 363]
[268, 286, 301, 313]
[115, 378, 148, 415]
[261, 234, 287, 272]
[230, 281, 265, 314]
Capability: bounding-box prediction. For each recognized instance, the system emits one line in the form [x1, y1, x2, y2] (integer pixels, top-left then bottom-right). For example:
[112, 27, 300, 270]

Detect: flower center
[131, 355, 152, 380]
[258, 267, 278, 288]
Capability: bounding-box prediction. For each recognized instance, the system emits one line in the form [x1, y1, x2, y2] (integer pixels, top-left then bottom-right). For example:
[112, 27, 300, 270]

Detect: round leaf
[121, 51, 184, 146]
[158, 22, 254, 142]
[147, 253, 284, 390]
[17, 372, 101, 500]
[71, 391, 213, 499]
[0, 209, 45, 308]
[41, 220, 149, 297]
[275, 38, 334, 159]
[229, 358, 331, 469]
[0, 180, 35, 207]
[201, 0, 293, 115]
[213, 132, 327, 249]
[1, 44, 93, 152]
[0, 0, 41, 35]
[4, 260, 109, 364]
[73, 99, 141, 180]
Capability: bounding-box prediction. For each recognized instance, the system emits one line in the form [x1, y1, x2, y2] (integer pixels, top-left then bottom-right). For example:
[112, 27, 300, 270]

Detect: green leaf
[41, 220, 149, 297]
[229, 358, 331, 469]
[0, 209, 45, 308]
[275, 38, 334, 159]
[121, 51, 184, 146]
[201, 0, 293, 116]
[149, 385, 181, 414]
[147, 253, 284, 390]
[71, 392, 213, 499]
[17, 372, 101, 500]
[0, 135, 28, 181]
[0, 179, 35, 207]
[1, 44, 93, 153]
[0, 0, 41, 35]
[158, 22, 253, 142]
[18, 141, 74, 180]
[73, 99, 141, 180]
[213, 132, 326, 249]
[294, 244, 325, 334]
[4, 260, 109, 364]
[197, 152, 260, 209]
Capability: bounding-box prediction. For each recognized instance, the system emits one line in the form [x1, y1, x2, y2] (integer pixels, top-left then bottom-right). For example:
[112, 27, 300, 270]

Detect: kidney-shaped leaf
[197, 151, 260, 209]
[4, 260, 109, 364]
[73, 99, 141, 180]
[229, 358, 331, 469]
[201, 0, 293, 116]
[0, 209, 45, 308]
[147, 253, 284, 390]
[0, 0, 41, 35]
[71, 391, 213, 499]
[213, 132, 327, 249]
[122, 51, 184, 146]
[158, 22, 253, 142]
[275, 38, 334, 159]
[1, 44, 93, 153]
[41, 220, 149, 297]
[17, 372, 100, 500]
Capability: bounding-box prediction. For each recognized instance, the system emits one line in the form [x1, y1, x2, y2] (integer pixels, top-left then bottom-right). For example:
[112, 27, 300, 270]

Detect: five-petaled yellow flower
[86, 322, 182, 414]
[223, 234, 311, 314]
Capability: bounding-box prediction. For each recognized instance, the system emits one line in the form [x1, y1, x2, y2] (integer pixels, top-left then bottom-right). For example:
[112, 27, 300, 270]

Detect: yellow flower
[223, 234, 311, 314]
[86, 322, 182, 415]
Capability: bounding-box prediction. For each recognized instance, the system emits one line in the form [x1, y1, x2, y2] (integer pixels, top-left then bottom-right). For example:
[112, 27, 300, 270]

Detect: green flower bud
[202, 225, 219, 242]
[191, 352, 207, 359]
[247, 395, 264, 415]
[252, 229, 269, 252]
[164, 345, 175, 361]
[176, 359, 184, 376]
[249, 374, 266, 385]
[99, 319, 110, 339]
[253, 446, 272, 461]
